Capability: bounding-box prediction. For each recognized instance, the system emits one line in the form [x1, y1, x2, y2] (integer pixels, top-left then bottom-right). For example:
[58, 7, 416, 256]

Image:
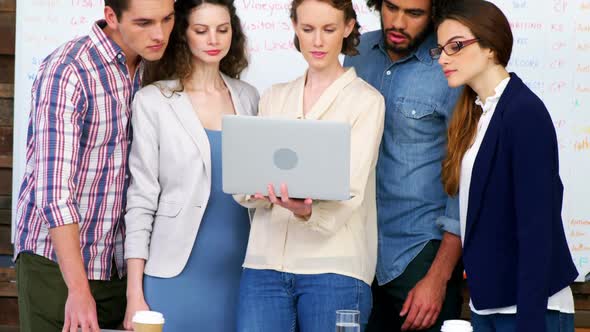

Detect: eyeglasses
[429, 38, 480, 59]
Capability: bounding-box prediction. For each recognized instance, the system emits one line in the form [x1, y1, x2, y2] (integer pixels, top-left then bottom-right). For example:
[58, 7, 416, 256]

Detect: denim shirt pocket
[391, 99, 441, 144]
[400, 105, 434, 119]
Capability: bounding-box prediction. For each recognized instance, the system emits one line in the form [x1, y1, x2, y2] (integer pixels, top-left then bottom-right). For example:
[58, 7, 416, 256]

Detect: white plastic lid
[132, 311, 165, 324]
[441, 319, 473, 332]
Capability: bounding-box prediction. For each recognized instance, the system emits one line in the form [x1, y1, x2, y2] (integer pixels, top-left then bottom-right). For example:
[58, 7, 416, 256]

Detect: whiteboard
[12, 1, 590, 281]
[492, 0, 590, 282]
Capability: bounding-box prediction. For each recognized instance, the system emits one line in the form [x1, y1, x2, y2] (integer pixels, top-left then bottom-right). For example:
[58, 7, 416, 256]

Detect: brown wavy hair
[290, 0, 361, 56]
[437, 0, 513, 196]
[142, 0, 249, 88]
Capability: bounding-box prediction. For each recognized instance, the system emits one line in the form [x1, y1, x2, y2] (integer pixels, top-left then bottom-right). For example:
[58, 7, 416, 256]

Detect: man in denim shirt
[344, 0, 463, 331]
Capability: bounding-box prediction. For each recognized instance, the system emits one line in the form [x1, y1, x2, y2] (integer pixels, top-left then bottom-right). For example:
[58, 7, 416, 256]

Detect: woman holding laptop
[123, 0, 258, 331]
[234, 0, 385, 330]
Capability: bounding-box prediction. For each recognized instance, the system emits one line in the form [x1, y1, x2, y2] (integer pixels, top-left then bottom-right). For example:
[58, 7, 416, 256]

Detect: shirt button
[386, 70, 391, 75]
[125, 175, 129, 179]
[412, 110, 416, 115]
[117, 54, 122, 59]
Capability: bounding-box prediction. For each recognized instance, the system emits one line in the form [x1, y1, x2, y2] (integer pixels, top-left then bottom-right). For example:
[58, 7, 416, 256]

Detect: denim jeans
[237, 268, 372, 332]
[470, 310, 574, 332]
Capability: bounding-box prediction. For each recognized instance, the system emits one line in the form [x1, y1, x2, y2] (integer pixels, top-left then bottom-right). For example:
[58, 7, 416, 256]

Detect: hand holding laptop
[252, 183, 313, 219]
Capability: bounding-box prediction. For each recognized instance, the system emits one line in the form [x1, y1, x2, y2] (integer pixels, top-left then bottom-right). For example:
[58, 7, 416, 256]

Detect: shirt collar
[371, 31, 436, 65]
[475, 76, 511, 113]
[295, 67, 358, 120]
[89, 20, 126, 64]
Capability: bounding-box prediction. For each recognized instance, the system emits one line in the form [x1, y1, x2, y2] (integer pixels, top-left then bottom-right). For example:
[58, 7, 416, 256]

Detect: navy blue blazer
[463, 73, 578, 331]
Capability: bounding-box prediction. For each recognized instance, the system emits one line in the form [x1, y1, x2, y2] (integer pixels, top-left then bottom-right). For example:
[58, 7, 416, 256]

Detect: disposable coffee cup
[441, 319, 473, 332]
[132, 310, 165, 332]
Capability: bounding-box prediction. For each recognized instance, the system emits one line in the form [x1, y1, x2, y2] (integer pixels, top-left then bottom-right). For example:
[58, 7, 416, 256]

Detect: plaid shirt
[15, 21, 141, 280]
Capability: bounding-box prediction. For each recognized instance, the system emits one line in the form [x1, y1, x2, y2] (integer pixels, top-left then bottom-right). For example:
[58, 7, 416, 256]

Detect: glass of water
[335, 309, 360, 332]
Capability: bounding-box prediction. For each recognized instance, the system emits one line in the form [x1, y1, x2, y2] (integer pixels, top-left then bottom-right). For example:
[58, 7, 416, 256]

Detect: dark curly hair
[290, 0, 361, 56]
[366, 0, 445, 17]
[143, 0, 248, 87]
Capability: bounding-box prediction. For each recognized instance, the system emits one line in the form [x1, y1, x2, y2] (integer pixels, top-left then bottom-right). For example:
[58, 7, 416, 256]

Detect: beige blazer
[124, 74, 259, 277]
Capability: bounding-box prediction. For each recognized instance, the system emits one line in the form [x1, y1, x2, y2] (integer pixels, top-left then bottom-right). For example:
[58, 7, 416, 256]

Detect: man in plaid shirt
[14, 1, 174, 331]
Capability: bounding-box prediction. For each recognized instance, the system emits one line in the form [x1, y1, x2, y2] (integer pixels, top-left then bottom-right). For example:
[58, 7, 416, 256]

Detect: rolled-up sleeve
[33, 64, 86, 229]
[436, 195, 460, 236]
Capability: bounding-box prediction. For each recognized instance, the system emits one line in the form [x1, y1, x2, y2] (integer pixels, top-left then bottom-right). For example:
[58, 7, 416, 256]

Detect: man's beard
[381, 20, 432, 57]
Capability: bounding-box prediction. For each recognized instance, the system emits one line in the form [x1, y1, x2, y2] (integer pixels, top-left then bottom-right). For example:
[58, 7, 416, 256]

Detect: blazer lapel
[221, 73, 249, 116]
[167, 89, 212, 179]
[464, 74, 520, 246]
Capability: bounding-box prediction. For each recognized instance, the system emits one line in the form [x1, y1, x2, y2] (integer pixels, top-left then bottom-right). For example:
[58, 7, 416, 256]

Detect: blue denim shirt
[344, 31, 462, 285]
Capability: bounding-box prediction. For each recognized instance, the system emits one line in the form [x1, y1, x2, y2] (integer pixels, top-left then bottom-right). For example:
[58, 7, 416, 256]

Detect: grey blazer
[124, 74, 259, 278]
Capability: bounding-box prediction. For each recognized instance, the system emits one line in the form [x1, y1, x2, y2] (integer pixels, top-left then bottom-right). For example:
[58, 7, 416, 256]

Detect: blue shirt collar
[371, 31, 436, 65]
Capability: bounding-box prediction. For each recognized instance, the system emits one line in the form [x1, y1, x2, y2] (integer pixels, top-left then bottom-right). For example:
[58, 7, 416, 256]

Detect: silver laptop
[222, 115, 351, 200]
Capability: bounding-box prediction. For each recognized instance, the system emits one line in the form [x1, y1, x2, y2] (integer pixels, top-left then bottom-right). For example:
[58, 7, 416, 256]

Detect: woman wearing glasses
[431, 1, 577, 331]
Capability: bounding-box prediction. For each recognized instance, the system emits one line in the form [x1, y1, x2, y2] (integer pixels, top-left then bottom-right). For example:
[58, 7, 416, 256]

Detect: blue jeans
[471, 310, 574, 332]
[237, 268, 372, 332]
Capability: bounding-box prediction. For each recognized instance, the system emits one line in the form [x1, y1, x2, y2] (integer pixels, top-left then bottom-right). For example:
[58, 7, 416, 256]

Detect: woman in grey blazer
[122, 0, 258, 330]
